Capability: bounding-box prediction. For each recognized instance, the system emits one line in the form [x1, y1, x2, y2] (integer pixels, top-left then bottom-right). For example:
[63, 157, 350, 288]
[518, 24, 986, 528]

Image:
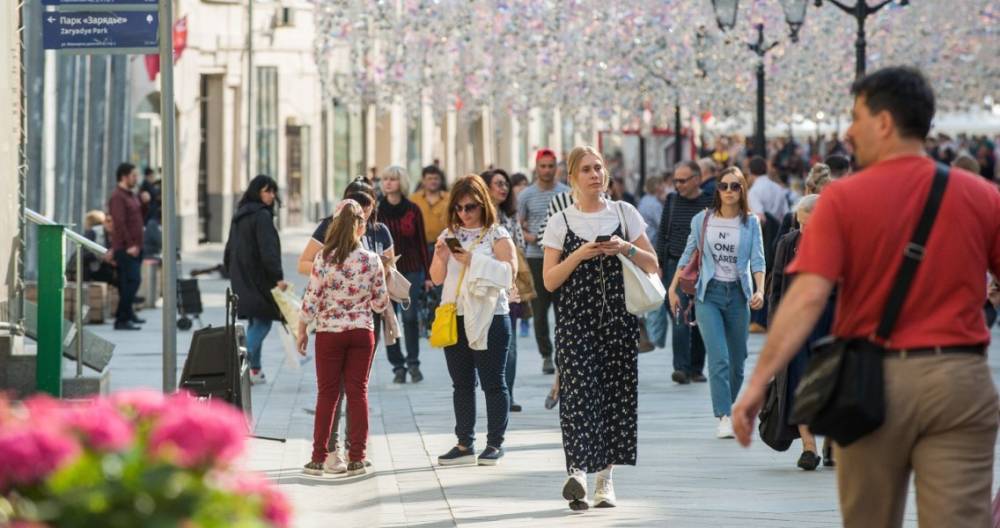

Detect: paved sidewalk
[89, 228, 1000, 527]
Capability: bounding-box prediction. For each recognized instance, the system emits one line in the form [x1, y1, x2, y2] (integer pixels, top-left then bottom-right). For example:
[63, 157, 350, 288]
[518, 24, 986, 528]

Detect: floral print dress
[554, 214, 639, 474]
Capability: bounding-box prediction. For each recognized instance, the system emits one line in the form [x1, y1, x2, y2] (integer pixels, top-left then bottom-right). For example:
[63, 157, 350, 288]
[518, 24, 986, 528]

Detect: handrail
[25, 208, 108, 256]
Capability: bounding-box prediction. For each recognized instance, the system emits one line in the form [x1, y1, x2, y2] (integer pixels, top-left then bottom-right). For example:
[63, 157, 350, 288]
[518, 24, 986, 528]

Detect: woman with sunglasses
[668, 167, 766, 440]
[542, 146, 658, 511]
[430, 175, 517, 467]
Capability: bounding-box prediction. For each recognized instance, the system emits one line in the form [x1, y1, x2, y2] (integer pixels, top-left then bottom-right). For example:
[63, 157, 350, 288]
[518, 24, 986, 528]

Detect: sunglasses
[718, 182, 743, 192]
[674, 177, 693, 185]
[454, 203, 481, 214]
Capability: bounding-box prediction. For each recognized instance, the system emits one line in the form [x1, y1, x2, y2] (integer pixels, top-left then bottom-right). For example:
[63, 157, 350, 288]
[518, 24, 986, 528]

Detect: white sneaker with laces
[593, 474, 617, 508]
[324, 450, 348, 474]
[562, 469, 589, 511]
[717, 415, 735, 439]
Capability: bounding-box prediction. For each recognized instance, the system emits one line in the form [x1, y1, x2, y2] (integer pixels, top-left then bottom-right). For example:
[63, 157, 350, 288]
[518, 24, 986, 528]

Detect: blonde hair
[795, 194, 820, 215]
[84, 210, 106, 230]
[566, 146, 608, 200]
[380, 165, 411, 197]
[805, 163, 833, 194]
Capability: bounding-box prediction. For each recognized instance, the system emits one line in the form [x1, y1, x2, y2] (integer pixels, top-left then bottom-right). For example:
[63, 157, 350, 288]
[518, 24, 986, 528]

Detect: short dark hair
[824, 154, 851, 177]
[748, 156, 768, 177]
[850, 66, 935, 140]
[143, 166, 155, 177]
[116, 163, 136, 182]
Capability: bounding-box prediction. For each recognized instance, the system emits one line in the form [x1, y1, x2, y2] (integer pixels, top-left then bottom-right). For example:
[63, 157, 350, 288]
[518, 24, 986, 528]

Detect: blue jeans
[387, 270, 424, 372]
[645, 305, 668, 348]
[663, 257, 706, 375]
[444, 315, 511, 448]
[246, 317, 274, 371]
[695, 280, 750, 417]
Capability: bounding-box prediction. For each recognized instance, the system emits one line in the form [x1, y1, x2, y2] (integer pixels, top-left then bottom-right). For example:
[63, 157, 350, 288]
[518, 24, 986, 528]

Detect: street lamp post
[813, 0, 910, 80]
[749, 24, 779, 158]
[712, 1, 808, 158]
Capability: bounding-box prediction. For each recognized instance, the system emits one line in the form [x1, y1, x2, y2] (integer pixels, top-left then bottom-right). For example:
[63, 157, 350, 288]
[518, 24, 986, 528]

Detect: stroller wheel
[177, 317, 193, 331]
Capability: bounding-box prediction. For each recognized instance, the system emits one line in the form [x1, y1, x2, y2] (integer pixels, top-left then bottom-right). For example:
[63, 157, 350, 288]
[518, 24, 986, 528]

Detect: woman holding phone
[430, 175, 517, 467]
[541, 146, 658, 511]
[298, 199, 390, 478]
[667, 166, 766, 440]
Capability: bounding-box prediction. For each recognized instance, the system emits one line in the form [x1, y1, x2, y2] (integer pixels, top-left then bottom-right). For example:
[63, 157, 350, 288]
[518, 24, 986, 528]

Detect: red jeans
[312, 329, 375, 463]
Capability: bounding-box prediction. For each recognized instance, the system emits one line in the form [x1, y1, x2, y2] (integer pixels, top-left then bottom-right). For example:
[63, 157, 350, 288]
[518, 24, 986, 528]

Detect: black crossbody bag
[789, 163, 950, 447]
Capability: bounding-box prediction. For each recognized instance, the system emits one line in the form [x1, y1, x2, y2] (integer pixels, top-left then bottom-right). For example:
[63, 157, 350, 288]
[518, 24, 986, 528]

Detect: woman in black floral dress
[541, 146, 659, 511]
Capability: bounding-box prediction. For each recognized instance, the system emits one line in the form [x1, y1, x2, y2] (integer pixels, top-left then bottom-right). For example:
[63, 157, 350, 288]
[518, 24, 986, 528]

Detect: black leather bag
[789, 163, 950, 447]
[758, 370, 799, 451]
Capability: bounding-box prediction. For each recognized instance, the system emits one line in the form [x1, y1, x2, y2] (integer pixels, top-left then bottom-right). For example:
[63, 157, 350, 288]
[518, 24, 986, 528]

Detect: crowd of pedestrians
[202, 65, 1000, 523]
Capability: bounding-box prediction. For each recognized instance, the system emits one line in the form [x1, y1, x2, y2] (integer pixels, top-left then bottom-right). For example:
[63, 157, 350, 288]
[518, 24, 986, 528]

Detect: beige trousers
[836, 353, 998, 528]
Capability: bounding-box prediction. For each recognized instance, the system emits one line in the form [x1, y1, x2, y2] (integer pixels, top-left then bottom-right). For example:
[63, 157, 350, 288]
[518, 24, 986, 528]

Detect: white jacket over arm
[460, 253, 512, 350]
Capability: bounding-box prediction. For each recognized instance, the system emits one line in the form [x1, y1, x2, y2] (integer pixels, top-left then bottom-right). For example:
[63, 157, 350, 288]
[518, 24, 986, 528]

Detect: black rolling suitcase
[177, 278, 204, 330]
[179, 288, 252, 422]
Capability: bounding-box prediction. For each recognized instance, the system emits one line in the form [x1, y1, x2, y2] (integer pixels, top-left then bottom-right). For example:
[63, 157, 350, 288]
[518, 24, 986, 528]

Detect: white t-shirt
[706, 215, 741, 282]
[541, 199, 646, 251]
[438, 225, 511, 315]
[748, 176, 790, 219]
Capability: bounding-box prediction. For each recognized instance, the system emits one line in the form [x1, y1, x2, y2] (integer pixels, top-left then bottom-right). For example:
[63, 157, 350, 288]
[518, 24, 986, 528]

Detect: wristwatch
[626, 244, 638, 259]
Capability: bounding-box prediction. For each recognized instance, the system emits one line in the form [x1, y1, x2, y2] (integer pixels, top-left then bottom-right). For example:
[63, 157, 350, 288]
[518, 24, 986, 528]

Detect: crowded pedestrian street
[83, 229, 1000, 527]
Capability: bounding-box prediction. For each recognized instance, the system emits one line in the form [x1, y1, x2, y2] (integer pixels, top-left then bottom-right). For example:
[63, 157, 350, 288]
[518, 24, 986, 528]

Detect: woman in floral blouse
[298, 199, 390, 478]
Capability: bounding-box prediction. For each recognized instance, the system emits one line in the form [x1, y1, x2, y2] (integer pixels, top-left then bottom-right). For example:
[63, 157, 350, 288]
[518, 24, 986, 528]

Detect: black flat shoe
[690, 372, 708, 383]
[131, 317, 147, 324]
[114, 322, 142, 331]
[823, 441, 835, 467]
[393, 370, 406, 384]
[797, 450, 821, 471]
[510, 402, 522, 412]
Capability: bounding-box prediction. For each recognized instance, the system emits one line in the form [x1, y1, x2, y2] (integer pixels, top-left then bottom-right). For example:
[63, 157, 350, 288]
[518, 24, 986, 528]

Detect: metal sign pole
[158, 0, 177, 392]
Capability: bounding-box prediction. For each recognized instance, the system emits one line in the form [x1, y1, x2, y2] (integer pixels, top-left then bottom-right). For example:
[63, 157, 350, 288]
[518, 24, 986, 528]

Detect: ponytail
[322, 200, 364, 265]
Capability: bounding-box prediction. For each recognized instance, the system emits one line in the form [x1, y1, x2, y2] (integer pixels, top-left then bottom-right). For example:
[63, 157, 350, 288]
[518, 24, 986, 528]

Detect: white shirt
[438, 225, 511, 315]
[748, 176, 790, 219]
[541, 199, 646, 251]
[706, 215, 741, 282]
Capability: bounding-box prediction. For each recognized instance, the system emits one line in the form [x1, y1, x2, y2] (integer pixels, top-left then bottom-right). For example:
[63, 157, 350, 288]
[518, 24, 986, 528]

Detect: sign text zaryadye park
[42, 11, 159, 50]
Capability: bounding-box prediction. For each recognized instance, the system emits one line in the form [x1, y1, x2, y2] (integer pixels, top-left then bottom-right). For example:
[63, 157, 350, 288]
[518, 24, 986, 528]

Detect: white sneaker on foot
[323, 450, 348, 474]
[562, 470, 589, 511]
[716, 416, 735, 439]
[250, 370, 267, 385]
[593, 474, 616, 508]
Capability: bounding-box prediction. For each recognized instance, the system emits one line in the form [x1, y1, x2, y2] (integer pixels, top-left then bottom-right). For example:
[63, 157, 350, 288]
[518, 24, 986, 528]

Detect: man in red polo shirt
[732, 67, 1000, 527]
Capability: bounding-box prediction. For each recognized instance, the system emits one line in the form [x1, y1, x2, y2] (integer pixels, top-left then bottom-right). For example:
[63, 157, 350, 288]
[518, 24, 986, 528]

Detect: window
[255, 66, 278, 180]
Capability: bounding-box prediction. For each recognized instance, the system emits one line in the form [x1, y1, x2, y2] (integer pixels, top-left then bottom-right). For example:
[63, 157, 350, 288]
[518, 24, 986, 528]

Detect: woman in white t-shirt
[541, 146, 659, 512]
[429, 175, 517, 468]
[667, 167, 766, 440]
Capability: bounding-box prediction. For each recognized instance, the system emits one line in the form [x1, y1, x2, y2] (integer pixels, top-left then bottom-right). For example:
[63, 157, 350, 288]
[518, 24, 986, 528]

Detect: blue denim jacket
[677, 210, 766, 303]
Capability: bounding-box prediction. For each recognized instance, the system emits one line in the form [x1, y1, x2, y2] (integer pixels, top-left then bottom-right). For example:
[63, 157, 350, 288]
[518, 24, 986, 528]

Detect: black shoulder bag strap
[664, 192, 676, 244]
[874, 163, 950, 344]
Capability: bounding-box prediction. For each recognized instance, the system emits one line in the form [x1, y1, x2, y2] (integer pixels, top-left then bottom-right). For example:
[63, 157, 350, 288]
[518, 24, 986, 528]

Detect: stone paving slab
[86, 227, 1000, 527]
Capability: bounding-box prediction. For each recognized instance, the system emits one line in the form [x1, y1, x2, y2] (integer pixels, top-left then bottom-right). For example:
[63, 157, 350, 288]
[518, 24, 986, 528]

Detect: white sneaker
[323, 450, 348, 474]
[716, 416, 735, 439]
[562, 470, 589, 511]
[593, 474, 617, 508]
[250, 370, 267, 385]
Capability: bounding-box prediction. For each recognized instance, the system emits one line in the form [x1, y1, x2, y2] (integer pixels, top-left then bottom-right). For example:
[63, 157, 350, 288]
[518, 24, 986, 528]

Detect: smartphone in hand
[594, 235, 612, 243]
[445, 237, 464, 253]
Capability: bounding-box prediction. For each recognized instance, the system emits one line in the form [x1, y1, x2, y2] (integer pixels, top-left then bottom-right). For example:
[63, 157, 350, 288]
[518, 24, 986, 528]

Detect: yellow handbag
[429, 229, 488, 348]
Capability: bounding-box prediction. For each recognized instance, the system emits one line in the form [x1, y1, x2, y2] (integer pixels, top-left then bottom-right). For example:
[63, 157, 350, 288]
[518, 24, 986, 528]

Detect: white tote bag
[615, 203, 666, 315]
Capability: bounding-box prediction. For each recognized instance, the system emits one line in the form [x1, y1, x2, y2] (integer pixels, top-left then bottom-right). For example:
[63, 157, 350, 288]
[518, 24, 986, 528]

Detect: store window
[255, 66, 279, 179]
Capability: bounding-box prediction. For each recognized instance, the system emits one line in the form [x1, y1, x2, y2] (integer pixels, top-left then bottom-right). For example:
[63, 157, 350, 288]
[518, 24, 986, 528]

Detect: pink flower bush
[111, 389, 170, 420]
[62, 399, 134, 452]
[148, 396, 248, 469]
[0, 392, 289, 527]
[0, 427, 79, 491]
[227, 473, 292, 528]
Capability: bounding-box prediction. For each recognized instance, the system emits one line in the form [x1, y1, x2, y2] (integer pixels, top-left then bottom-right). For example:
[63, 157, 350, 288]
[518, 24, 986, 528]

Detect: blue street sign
[43, 11, 159, 50]
[42, 0, 157, 5]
